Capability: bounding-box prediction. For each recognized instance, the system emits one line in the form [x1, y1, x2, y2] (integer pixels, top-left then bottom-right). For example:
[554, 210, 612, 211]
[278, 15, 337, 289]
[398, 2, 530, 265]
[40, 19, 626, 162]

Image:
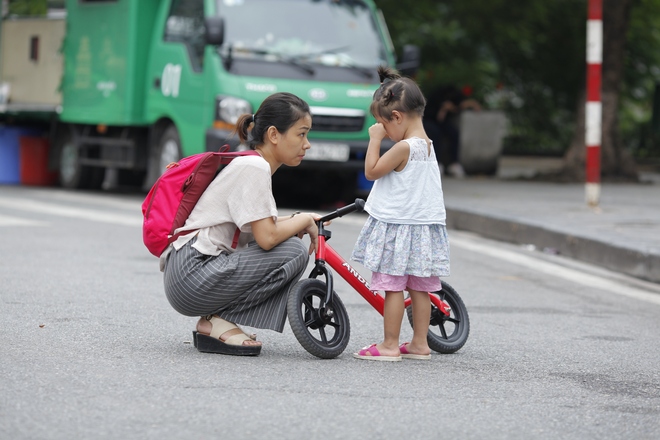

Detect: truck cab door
[146, 0, 208, 160]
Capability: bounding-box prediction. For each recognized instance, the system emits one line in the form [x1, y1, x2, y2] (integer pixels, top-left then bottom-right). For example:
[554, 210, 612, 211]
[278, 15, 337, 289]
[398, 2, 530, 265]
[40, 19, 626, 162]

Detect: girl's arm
[364, 123, 409, 181]
[251, 213, 319, 254]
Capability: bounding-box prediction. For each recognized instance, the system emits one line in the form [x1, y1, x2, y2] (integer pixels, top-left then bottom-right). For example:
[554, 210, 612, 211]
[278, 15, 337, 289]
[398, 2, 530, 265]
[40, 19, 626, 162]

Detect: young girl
[351, 66, 450, 361]
[162, 92, 320, 356]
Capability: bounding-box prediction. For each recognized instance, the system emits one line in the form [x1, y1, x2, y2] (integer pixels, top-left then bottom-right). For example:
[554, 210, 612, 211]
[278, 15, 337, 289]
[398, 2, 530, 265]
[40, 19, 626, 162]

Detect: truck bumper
[205, 128, 394, 170]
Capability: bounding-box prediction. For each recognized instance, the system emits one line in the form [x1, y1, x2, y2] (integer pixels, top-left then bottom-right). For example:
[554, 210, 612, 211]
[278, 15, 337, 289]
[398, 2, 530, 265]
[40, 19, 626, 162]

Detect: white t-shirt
[159, 155, 277, 269]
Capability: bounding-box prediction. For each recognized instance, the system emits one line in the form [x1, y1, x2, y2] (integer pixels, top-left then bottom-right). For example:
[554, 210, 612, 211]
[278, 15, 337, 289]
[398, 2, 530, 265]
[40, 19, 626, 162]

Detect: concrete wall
[0, 17, 65, 107]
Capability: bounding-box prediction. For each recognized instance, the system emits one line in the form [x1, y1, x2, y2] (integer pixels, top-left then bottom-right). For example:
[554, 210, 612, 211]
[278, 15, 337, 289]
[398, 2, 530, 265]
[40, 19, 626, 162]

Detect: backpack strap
[231, 227, 241, 249]
[167, 229, 197, 246]
[168, 227, 241, 249]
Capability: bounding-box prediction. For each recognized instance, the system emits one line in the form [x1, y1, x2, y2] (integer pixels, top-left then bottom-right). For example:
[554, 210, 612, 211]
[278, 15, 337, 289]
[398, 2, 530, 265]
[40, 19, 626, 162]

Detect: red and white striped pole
[585, 0, 603, 206]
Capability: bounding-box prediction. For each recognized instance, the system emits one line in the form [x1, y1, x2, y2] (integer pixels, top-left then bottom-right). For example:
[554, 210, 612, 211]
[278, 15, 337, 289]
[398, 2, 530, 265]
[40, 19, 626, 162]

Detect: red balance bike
[287, 199, 470, 359]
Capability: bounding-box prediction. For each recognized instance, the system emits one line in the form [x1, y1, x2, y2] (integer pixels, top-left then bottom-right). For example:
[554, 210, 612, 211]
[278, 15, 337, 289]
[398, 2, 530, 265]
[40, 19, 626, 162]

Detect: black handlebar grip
[334, 198, 365, 217]
[319, 198, 366, 223]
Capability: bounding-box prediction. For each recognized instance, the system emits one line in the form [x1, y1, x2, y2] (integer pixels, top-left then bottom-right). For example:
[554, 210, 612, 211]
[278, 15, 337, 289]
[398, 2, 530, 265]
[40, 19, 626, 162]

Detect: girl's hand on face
[368, 123, 387, 141]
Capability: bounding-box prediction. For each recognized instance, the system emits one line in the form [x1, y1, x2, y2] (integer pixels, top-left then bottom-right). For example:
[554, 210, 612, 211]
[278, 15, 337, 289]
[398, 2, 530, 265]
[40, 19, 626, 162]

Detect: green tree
[378, 0, 585, 155]
[622, 0, 660, 157]
[7, 0, 47, 16]
[376, 0, 660, 180]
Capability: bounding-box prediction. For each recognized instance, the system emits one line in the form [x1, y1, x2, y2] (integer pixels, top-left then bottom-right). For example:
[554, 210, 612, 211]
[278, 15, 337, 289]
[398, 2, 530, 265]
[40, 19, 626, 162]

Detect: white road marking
[4, 194, 658, 306]
[268, 212, 660, 305]
[30, 189, 142, 211]
[0, 214, 47, 227]
[450, 233, 660, 306]
[0, 197, 142, 227]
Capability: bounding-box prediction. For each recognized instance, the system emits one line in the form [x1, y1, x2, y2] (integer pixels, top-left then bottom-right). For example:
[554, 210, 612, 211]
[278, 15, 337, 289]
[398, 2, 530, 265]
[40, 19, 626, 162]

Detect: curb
[446, 207, 660, 284]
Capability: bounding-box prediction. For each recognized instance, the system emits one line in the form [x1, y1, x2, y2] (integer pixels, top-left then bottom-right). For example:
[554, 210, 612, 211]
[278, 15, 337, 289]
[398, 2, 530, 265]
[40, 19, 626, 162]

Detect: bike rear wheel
[287, 279, 350, 359]
[406, 281, 470, 353]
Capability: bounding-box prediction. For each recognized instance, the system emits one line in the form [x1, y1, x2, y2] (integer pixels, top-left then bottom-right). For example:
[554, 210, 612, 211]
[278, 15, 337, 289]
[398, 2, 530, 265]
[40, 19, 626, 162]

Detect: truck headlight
[215, 96, 252, 127]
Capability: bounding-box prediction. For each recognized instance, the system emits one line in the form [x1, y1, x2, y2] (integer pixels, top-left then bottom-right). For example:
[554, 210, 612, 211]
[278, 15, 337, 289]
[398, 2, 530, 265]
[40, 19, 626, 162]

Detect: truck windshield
[216, 0, 388, 69]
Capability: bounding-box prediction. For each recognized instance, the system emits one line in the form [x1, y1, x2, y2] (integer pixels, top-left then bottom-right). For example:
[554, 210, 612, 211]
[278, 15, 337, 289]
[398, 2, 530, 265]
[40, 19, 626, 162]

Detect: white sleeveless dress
[351, 137, 450, 277]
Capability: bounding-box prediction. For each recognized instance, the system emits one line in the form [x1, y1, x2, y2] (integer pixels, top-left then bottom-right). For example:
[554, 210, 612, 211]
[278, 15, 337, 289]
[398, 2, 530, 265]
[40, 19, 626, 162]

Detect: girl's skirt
[350, 216, 450, 278]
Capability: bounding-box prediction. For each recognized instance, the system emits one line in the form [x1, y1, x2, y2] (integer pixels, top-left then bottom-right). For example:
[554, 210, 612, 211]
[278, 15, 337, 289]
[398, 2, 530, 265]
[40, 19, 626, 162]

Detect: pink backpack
[142, 146, 259, 257]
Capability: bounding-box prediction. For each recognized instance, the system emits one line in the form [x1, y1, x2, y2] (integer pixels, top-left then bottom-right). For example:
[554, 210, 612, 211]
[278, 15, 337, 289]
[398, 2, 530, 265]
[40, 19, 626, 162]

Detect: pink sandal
[399, 342, 431, 360]
[353, 344, 402, 362]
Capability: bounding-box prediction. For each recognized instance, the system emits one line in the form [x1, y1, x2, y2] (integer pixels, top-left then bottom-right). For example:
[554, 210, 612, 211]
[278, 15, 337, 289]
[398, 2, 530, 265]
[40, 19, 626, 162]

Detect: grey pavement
[443, 156, 660, 284]
[3, 164, 660, 440]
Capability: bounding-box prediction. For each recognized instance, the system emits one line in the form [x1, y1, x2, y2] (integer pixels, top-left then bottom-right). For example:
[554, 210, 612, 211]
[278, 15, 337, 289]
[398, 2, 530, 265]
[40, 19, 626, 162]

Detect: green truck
[0, 0, 419, 196]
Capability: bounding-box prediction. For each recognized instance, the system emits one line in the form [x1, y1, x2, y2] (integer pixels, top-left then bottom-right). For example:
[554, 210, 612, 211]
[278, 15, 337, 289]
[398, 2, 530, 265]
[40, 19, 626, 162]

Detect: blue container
[355, 151, 374, 192]
[0, 126, 42, 184]
[357, 171, 374, 192]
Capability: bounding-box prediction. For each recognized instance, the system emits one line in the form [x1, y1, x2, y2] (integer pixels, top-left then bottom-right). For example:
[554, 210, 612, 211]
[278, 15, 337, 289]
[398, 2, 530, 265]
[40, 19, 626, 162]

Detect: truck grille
[310, 107, 366, 133]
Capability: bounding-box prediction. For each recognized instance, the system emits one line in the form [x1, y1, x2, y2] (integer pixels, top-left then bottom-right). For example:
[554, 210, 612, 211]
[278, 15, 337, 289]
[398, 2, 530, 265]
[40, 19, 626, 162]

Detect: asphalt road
[1, 186, 660, 440]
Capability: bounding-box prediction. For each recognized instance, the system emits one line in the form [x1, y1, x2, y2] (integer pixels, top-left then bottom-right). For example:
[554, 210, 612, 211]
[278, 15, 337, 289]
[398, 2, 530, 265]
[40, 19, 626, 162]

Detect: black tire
[287, 279, 350, 359]
[406, 281, 470, 354]
[157, 125, 182, 176]
[57, 130, 104, 189]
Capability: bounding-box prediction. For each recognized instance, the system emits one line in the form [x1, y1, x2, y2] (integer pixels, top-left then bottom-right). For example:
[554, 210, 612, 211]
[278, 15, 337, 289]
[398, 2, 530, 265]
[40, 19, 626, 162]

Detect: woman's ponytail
[234, 114, 254, 145]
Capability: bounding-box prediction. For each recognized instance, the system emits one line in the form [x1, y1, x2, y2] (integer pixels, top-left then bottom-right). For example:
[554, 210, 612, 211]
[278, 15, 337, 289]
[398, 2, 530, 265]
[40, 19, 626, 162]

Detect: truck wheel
[158, 126, 182, 175]
[58, 132, 104, 189]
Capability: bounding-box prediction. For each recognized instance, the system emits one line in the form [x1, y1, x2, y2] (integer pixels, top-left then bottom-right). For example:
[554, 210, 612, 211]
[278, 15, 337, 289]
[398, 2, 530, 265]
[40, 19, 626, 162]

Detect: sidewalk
[442, 157, 660, 283]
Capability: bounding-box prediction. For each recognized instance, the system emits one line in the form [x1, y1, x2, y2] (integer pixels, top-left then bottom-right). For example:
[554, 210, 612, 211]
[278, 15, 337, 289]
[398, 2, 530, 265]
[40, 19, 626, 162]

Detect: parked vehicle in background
[0, 0, 419, 199]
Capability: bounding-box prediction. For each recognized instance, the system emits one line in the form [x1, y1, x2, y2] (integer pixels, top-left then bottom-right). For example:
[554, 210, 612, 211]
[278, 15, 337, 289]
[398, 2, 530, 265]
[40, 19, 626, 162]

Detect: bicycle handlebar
[319, 198, 365, 223]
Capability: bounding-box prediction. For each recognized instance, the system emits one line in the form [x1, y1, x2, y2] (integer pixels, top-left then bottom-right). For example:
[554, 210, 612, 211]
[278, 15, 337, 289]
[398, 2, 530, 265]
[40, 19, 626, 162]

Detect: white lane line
[0, 197, 142, 227]
[451, 233, 660, 306]
[30, 189, 142, 211]
[0, 214, 48, 227]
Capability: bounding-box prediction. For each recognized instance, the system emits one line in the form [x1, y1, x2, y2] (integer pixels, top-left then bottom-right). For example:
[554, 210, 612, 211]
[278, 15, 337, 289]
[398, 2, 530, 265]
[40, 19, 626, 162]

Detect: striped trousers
[163, 237, 309, 332]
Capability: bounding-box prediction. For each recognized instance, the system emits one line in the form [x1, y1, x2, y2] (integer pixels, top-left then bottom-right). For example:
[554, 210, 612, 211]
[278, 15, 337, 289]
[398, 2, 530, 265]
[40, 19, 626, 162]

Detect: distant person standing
[423, 84, 481, 178]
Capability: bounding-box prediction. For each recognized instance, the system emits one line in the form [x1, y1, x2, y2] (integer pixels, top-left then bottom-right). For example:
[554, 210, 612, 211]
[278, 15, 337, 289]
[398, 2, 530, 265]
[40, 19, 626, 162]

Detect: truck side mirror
[396, 44, 421, 77]
[205, 17, 225, 46]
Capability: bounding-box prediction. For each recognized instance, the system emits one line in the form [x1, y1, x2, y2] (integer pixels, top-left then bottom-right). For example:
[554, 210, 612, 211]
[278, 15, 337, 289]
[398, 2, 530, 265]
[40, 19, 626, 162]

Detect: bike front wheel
[287, 279, 351, 359]
[406, 281, 470, 353]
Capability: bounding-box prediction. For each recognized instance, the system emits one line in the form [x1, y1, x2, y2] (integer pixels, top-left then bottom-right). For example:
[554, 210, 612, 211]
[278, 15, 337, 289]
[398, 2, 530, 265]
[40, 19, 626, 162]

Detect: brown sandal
[193, 316, 261, 356]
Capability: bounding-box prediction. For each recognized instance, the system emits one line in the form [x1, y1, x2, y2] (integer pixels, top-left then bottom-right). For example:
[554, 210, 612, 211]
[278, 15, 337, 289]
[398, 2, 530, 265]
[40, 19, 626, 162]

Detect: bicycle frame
[286, 199, 469, 358]
[309, 218, 451, 318]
